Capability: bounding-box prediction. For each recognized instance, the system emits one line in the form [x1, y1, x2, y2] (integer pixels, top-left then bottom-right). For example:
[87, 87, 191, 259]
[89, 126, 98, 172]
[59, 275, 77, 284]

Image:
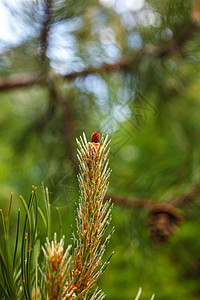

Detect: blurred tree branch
[107, 182, 200, 210]
[0, 74, 45, 91]
[170, 182, 200, 207]
[39, 0, 54, 65]
[52, 87, 78, 174]
[107, 194, 153, 209]
[0, 58, 132, 91]
[0, 19, 198, 92]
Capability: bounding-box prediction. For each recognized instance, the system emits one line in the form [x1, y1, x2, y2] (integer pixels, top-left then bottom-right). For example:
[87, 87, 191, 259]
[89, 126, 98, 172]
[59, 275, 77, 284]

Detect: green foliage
[0, 0, 200, 299]
[0, 185, 51, 299]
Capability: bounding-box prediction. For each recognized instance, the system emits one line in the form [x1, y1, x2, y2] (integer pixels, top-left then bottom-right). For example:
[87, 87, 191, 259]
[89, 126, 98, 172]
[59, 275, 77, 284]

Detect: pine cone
[148, 203, 183, 244]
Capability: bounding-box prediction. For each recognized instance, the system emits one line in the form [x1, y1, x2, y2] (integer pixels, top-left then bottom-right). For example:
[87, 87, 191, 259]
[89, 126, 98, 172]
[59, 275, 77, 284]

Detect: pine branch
[0, 20, 198, 92]
[0, 58, 131, 92]
[0, 74, 45, 91]
[170, 182, 200, 207]
[40, 133, 114, 299]
[106, 194, 153, 209]
[46, 84, 78, 174]
[39, 0, 54, 65]
[108, 181, 200, 210]
[66, 132, 114, 298]
[63, 57, 133, 80]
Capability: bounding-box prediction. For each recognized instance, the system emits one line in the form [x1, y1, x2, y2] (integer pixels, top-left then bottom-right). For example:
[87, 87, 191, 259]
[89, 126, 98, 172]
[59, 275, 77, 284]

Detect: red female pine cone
[90, 132, 100, 156]
[86, 132, 100, 168]
[91, 132, 100, 143]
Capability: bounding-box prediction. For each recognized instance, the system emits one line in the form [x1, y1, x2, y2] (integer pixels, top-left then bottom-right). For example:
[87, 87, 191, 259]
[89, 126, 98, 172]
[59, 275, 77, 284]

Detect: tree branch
[0, 74, 45, 91]
[106, 194, 153, 209]
[63, 57, 133, 80]
[0, 20, 198, 92]
[107, 182, 200, 210]
[170, 183, 200, 207]
[39, 0, 54, 65]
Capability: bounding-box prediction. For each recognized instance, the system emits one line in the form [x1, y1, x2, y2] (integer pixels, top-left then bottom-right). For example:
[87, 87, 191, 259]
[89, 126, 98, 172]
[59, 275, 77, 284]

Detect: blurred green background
[0, 0, 200, 299]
